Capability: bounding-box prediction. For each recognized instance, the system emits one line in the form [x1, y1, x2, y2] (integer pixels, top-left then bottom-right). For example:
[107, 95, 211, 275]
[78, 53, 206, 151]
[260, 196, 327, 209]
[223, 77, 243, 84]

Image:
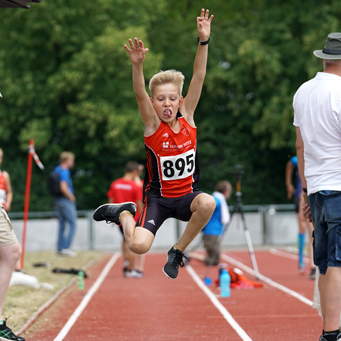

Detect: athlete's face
[151, 83, 183, 123]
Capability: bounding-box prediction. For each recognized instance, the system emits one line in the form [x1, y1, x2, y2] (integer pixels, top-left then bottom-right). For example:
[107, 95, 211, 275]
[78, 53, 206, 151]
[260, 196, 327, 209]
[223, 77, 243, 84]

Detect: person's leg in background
[296, 194, 306, 273]
[62, 200, 77, 252]
[55, 197, 66, 254]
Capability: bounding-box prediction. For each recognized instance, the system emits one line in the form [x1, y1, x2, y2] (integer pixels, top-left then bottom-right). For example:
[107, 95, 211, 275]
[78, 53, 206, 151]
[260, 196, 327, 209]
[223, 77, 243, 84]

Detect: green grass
[3, 250, 101, 332]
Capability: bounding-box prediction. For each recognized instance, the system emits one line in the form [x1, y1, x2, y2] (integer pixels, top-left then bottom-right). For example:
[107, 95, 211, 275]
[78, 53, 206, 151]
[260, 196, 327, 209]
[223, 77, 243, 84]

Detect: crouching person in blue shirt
[190, 181, 231, 265]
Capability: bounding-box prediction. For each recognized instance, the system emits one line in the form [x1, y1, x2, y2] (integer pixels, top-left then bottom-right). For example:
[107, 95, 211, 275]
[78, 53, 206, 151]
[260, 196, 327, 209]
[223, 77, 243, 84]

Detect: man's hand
[124, 38, 149, 65]
[302, 202, 312, 223]
[197, 8, 214, 41]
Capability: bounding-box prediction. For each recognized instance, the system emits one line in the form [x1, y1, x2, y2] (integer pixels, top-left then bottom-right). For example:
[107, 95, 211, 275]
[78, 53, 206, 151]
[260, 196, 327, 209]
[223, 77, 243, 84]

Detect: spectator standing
[107, 161, 144, 277]
[294, 32, 341, 341]
[54, 152, 77, 257]
[0, 147, 24, 340]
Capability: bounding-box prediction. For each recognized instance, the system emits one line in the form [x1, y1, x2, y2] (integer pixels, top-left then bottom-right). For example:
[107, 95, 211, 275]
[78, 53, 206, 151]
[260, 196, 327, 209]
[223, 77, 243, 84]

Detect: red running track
[21, 248, 321, 341]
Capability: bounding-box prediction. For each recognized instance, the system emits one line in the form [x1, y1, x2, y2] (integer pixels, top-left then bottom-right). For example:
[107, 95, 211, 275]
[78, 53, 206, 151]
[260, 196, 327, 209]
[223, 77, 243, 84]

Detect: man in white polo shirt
[294, 33, 341, 341]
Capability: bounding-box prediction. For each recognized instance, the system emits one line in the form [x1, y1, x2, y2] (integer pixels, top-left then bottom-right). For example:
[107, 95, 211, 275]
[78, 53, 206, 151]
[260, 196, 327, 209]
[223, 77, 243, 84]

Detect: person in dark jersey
[93, 9, 216, 280]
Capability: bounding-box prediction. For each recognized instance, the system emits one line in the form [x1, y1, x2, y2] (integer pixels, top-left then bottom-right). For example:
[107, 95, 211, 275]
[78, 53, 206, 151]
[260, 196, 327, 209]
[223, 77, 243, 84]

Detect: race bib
[160, 149, 195, 181]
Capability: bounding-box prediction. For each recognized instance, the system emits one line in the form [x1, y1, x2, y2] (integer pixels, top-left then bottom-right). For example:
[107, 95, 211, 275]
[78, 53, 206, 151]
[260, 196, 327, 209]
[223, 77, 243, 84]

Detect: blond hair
[0, 148, 3, 159]
[59, 151, 75, 164]
[149, 70, 185, 97]
[215, 181, 232, 194]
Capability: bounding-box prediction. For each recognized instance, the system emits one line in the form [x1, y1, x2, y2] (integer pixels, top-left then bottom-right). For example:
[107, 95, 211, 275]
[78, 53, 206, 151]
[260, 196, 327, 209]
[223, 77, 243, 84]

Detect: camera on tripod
[233, 165, 244, 176]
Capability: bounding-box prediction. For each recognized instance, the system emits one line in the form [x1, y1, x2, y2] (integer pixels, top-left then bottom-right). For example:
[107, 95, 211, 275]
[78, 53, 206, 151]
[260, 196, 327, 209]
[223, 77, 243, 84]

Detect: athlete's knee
[128, 240, 151, 254]
[195, 194, 216, 215]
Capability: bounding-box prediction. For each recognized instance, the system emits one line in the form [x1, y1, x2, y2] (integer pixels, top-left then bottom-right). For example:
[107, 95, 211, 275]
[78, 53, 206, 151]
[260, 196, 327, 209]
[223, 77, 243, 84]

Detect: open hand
[197, 8, 214, 41]
[124, 38, 149, 64]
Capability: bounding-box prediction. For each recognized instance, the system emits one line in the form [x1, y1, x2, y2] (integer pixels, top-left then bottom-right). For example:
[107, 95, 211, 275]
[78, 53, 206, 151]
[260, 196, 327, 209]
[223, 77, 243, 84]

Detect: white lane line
[186, 265, 252, 341]
[269, 248, 309, 262]
[54, 253, 121, 341]
[221, 254, 313, 306]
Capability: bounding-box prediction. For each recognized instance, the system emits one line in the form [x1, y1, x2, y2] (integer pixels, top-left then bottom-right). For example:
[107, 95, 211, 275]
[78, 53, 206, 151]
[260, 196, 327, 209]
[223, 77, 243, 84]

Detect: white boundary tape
[221, 253, 313, 306]
[186, 265, 252, 341]
[53, 252, 120, 341]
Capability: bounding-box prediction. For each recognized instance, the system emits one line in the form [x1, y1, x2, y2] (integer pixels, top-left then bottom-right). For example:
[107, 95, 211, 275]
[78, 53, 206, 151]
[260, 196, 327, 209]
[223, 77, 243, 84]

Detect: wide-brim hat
[314, 32, 341, 59]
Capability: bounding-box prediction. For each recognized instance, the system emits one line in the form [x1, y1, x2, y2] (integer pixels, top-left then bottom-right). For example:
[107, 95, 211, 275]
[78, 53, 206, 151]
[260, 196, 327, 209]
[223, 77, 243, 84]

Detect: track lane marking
[186, 265, 252, 341]
[269, 247, 309, 262]
[53, 252, 121, 341]
[221, 253, 313, 306]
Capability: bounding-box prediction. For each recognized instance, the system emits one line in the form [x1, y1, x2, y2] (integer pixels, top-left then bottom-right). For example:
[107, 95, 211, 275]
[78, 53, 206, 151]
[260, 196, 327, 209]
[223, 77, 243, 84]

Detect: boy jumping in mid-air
[94, 9, 216, 279]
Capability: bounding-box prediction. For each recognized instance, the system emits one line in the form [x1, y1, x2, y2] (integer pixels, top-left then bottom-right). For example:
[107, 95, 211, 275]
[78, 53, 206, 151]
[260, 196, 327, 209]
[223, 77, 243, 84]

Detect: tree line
[0, 0, 339, 211]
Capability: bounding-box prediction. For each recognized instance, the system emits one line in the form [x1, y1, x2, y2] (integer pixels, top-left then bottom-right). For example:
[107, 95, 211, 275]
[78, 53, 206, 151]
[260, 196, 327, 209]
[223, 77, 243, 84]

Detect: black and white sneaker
[0, 318, 25, 341]
[163, 245, 188, 280]
[93, 203, 137, 225]
[319, 331, 341, 341]
[309, 267, 316, 280]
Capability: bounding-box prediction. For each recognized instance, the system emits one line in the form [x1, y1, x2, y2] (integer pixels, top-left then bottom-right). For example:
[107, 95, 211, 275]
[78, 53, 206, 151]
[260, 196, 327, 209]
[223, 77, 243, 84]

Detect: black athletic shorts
[136, 190, 203, 235]
[294, 195, 300, 213]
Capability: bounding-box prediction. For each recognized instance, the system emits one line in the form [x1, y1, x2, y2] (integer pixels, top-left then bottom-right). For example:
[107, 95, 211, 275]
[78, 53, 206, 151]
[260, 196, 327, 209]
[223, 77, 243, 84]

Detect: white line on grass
[221, 253, 313, 306]
[186, 265, 252, 341]
[53, 252, 121, 341]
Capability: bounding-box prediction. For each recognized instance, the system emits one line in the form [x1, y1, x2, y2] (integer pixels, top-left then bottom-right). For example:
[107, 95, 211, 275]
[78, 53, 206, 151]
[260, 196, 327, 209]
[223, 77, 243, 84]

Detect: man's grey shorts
[309, 190, 341, 275]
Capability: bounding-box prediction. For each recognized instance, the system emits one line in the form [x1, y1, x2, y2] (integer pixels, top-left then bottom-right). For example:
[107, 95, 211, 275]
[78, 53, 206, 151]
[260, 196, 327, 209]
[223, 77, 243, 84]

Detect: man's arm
[181, 9, 213, 126]
[124, 38, 159, 135]
[295, 127, 313, 222]
[285, 161, 295, 200]
[4, 171, 13, 211]
[295, 127, 307, 190]
[60, 181, 76, 202]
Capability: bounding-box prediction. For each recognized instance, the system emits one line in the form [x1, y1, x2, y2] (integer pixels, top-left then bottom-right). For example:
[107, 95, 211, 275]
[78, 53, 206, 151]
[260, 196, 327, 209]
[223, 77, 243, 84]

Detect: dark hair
[125, 161, 140, 173]
[215, 180, 232, 194]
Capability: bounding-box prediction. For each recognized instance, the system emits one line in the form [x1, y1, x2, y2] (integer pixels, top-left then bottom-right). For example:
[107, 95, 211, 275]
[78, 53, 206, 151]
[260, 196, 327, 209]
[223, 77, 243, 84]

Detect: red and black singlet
[143, 112, 200, 198]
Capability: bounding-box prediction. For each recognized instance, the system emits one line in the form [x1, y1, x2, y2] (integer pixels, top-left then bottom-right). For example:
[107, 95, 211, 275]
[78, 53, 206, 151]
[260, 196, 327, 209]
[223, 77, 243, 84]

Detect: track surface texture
[22, 248, 321, 341]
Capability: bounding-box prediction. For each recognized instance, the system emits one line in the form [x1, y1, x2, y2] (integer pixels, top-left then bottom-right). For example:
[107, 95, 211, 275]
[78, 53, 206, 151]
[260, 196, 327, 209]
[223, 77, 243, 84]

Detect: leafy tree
[1, 0, 341, 211]
[0, 0, 164, 211]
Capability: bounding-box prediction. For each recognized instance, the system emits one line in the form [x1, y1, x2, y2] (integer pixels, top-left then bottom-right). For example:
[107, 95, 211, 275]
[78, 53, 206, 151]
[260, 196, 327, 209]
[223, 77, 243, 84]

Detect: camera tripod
[190, 165, 260, 280]
[231, 165, 260, 279]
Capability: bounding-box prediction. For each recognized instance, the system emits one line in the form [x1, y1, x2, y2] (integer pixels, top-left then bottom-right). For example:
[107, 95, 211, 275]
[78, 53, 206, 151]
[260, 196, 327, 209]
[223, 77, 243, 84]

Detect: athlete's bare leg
[176, 193, 216, 252]
[0, 242, 21, 317]
[119, 212, 154, 254]
[134, 254, 145, 272]
[122, 240, 135, 271]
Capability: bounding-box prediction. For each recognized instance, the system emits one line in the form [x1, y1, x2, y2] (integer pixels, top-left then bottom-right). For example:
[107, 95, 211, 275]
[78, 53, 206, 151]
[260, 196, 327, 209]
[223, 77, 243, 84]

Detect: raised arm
[181, 9, 214, 125]
[124, 38, 159, 133]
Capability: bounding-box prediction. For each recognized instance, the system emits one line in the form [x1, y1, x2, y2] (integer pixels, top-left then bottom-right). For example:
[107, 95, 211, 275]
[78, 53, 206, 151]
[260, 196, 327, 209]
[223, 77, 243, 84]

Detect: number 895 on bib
[160, 149, 195, 181]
